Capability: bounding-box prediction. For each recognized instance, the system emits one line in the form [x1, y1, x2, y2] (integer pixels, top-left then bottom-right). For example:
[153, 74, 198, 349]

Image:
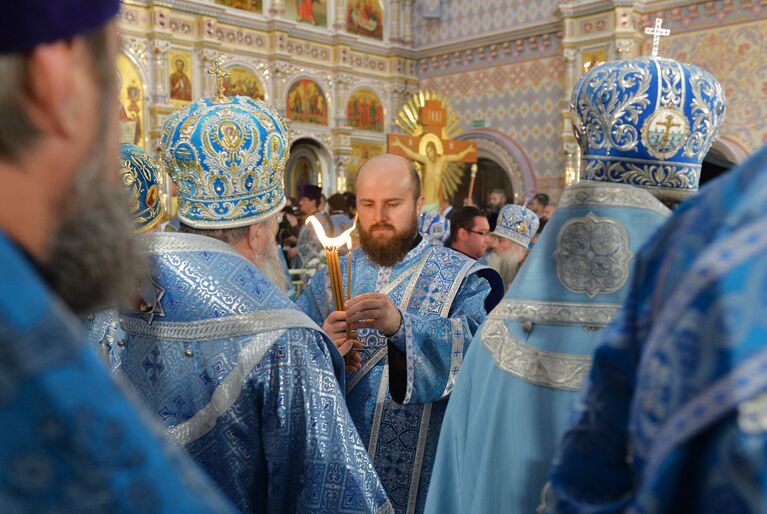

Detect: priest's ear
[246, 216, 277, 252]
[415, 195, 425, 215]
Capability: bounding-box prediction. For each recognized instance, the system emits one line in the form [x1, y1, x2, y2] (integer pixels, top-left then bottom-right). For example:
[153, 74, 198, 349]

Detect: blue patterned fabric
[82, 309, 125, 374]
[418, 212, 450, 246]
[331, 212, 354, 235]
[573, 57, 725, 201]
[120, 143, 165, 233]
[425, 181, 670, 514]
[0, 232, 236, 513]
[298, 238, 503, 514]
[543, 145, 767, 513]
[492, 203, 538, 248]
[116, 232, 391, 514]
[161, 95, 289, 229]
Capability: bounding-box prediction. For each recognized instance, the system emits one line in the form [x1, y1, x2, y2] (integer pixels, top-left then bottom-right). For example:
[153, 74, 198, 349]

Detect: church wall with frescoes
[118, 0, 767, 206]
[116, 0, 416, 204]
[413, 0, 767, 201]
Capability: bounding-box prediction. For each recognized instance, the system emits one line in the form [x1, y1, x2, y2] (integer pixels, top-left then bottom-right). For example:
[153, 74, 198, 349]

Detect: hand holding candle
[307, 214, 361, 371]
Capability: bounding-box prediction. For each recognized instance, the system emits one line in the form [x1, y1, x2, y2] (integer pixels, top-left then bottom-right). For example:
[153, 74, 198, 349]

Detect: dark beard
[46, 126, 146, 316]
[359, 219, 417, 267]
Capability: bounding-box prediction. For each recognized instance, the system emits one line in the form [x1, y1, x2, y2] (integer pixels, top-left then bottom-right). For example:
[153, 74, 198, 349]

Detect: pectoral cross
[657, 114, 681, 145]
[207, 55, 231, 102]
[645, 18, 670, 58]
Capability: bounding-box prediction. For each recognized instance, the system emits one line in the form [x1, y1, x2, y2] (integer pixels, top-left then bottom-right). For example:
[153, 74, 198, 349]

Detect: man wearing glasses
[446, 206, 491, 260]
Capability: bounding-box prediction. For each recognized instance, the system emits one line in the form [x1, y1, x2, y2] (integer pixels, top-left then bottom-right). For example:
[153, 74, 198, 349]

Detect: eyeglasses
[468, 229, 490, 237]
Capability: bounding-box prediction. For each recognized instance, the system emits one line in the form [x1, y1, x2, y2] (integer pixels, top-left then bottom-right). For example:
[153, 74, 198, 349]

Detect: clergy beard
[488, 250, 522, 290]
[47, 126, 145, 316]
[359, 217, 418, 267]
[255, 239, 290, 294]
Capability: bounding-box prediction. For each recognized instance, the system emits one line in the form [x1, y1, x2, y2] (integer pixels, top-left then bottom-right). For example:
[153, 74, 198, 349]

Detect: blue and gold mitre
[120, 143, 164, 233]
[493, 204, 538, 249]
[161, 61, 289, 229]
[419, 212, 450, 245]
[572, 42, 725, 201]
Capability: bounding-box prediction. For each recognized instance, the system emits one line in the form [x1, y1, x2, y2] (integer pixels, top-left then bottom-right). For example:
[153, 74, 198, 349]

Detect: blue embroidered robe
[116, 233, 392, 514]
[544, 146, 767, 513]
[83, 309, 125, 373]
[298, 238, 503, 514]
[0, 232, 236, 513]
[426, 182, 671, 514]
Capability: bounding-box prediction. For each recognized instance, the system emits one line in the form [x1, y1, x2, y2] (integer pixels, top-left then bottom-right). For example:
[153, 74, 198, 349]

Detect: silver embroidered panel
[493, 299, 621, 328]
[121, 310, 318, 342]
[481, 317, 591, 391]
[554, 213, 633, 298]
[143, 232, 244, 258]
[558, 182, 670, 216]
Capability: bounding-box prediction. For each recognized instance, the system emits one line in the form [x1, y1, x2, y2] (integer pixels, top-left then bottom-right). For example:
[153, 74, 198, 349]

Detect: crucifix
[388, 99, 477, 210]
[656, 114, 681, 145]
[207, 55, 231, 102]
[645, 18, 671, 58]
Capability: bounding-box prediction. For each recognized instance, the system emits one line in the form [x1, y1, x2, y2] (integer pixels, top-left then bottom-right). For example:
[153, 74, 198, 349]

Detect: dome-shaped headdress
[572, 19, 726, 201]
[161, 56, 290, 228]
[120, 143, 165, 233]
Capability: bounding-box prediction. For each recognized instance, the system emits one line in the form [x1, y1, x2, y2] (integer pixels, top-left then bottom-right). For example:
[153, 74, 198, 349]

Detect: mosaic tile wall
[413, 0, 560, 47]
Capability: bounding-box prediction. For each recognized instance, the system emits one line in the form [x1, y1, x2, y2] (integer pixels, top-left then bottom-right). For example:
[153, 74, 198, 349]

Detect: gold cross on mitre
[645, 18, 671, 58]
[207, 55, 231, 102]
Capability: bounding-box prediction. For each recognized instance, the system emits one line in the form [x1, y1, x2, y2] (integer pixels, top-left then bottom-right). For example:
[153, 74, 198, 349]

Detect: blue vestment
[0, 232, 235, 513]
[544, 146, 767, 512]
[117, 232, 391, 513]
[426, 182, 670, 514]
[83, 309, 125, 373]
[298, 238, 503, 514]
[331, 212, 353, 235]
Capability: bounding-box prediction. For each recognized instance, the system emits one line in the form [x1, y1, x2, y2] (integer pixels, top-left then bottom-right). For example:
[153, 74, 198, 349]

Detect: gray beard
[256, 239, 290, 294]
[47, 139, 146, 316]
[488, 250, 522, 291]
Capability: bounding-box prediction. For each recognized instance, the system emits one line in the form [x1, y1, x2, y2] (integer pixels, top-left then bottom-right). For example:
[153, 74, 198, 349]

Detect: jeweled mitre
[120, 143, 165, 233]
[572, 57, 726, 201]
[161, 95, 290, 228]
[494, 204, 539, 249]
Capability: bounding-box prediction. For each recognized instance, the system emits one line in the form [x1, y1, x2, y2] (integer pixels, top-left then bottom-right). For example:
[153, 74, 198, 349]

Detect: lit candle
[345, 214, 358, 339]
[305, 215, 357, 314]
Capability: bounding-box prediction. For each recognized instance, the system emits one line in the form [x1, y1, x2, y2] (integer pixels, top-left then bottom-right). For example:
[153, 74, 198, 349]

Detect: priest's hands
[346, 292, 402, 337]
[322, 311, 363, 373]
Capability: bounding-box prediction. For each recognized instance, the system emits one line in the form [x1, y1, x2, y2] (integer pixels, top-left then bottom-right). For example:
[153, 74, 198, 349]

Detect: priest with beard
[113, 78, 391, 513]
[0, 2, 236, 512]
[298, 154, 504, 514]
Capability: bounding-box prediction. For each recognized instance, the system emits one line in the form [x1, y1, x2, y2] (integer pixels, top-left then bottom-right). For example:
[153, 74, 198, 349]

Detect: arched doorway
[455, 129, 536, 205]
[285, 139, 325, 201]
[449, 158, 513, 209]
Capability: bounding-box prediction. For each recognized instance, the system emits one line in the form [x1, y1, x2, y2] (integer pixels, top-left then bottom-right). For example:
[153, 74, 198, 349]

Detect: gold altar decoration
[388, 91, 477, 212]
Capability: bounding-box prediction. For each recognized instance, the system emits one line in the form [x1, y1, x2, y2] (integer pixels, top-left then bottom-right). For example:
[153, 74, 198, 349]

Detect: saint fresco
[116, 53, 144, 148]
[168, 51, 193, 104]
[347, 0, 383, 39]
[215, 0, 262, 13]
[224, 66, 266, 100]
[347, 89, 384, 132]
[286, 0, 327, 26]
[286, 80, 328, 125]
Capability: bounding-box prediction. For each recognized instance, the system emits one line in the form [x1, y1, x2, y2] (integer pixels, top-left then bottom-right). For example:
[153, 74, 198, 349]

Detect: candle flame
[306, 215, 356, 251]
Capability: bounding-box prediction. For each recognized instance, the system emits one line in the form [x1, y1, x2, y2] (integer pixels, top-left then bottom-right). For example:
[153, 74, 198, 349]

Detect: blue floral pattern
[298, 238, 502, 513]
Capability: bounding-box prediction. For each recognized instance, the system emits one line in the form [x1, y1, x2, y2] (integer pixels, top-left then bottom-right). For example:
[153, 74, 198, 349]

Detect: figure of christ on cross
[388, 100, 476, 212]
